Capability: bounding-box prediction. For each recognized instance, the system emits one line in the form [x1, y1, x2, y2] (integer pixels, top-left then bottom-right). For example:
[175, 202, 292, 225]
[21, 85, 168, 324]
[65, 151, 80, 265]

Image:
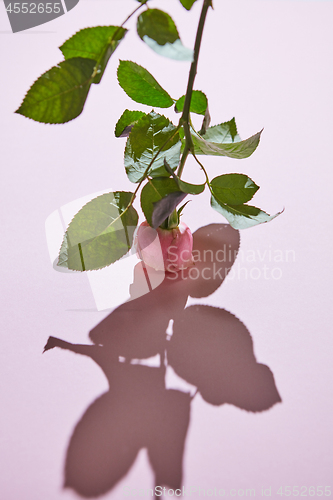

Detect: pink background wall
[0, 0, 332, 498]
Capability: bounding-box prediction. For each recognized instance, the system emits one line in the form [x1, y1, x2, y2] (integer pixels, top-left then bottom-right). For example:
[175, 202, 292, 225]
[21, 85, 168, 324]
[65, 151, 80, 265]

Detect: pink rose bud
[135, 221, 194, 272]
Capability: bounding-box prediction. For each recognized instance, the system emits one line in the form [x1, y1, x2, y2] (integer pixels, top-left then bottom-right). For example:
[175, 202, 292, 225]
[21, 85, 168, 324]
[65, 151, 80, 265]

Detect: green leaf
[117, 60, 174, 108]
[191, 127, 262, 159]
[203, 118, 239, 143]
[177, 178, 205, 195]
[115, 109, 146, 138]
[137, 9, 193, 61]
[211, 196, 281, 230]
[163, 159, 205, 195]
[141, 177, 182, 227]
[58, 192, 138, 271]
[60, 26, 127, 84]
[124, 111, 181, 183]
[179, 0, 198, 10]
[137, 9, 179, 45]
[175, 91, 208, 115]
[15, 58, 96, 124]
[210, 174, 259, 205]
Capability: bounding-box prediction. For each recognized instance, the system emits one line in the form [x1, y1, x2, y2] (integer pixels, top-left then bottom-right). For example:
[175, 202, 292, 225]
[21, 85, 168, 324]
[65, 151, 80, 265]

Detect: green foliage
[209, 173, 277, 229]
[137, 9, 179, 45]
[137, 9, 193, 61]
[124, 111, 181, 182]
[60, 26, 127, 84]
[163, 159, 206, 194]
[15, 58, 96, 124]
[141, 178, 186, 228]
[179, 0, 198, 10]
[177, 178, 205, 195]
[115, 109, 146, 137]
[203, 118, 239, 142]
[175, 91, 208, 115]
[191, 128, 262, 159]
[16, 0, 281, 272]
[58, 192, 138, 271]
[117, 60, 174, 108]
[16, 25, 128, 123]
[211, 197, 281, 230]
[210, 174, 259, 205]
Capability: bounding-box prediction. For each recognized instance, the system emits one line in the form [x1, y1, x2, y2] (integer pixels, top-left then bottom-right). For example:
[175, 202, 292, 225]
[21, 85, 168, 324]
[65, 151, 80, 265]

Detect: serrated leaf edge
[57, 191, 137, 271]
[15, 58, 97, 125]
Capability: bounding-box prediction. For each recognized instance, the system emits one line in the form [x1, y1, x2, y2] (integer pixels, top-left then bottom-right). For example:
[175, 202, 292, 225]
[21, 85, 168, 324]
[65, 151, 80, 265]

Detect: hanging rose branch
[16, 0, 281, 273]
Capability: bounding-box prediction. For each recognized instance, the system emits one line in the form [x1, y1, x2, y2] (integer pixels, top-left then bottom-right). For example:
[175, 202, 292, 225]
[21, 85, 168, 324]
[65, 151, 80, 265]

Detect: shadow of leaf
[44, 223, 281, 497]
[64, 364, 190, 497]
[168, 305, 281, 411]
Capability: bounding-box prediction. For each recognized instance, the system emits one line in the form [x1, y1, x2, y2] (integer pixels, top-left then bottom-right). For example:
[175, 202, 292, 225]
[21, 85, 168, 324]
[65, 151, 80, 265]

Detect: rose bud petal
[135, 221, 194, 273]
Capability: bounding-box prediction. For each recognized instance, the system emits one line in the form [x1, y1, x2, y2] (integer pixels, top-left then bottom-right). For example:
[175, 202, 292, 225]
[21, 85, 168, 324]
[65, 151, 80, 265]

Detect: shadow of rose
[43, 223, 281, 498]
